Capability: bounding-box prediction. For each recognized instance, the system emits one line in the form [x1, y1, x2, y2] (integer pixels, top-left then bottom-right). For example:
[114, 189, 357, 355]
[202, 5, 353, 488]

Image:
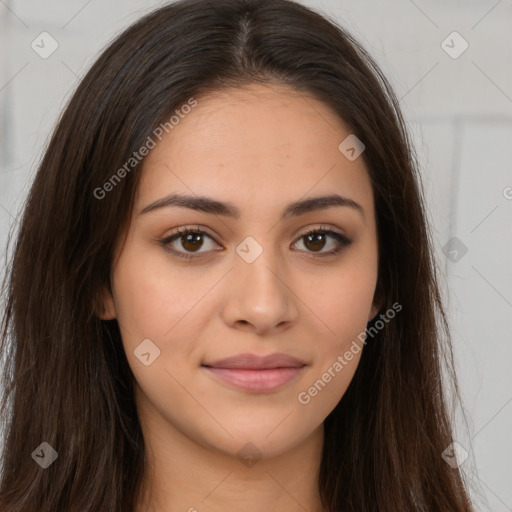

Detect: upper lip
[202, 353, 307, 370]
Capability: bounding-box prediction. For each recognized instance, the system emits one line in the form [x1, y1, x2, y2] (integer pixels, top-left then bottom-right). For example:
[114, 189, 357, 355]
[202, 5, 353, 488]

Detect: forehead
[136, 83, 374, 219]
[158, 83, 350, 159]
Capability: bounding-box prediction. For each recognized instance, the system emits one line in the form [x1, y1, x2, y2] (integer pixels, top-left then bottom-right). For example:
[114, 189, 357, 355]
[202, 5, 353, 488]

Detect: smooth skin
[100, 83, 381, 512]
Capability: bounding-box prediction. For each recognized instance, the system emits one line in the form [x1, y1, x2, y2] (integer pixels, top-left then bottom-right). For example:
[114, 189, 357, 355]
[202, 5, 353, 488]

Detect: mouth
[201, 353, 307, 393]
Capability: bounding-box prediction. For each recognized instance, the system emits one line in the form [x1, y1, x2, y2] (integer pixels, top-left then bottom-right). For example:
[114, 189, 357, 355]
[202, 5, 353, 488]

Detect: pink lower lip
[203, 366, 304, 392]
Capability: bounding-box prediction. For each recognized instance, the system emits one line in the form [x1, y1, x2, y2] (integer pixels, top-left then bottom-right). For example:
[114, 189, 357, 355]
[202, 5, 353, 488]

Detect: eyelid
[161, 223, 346, 242]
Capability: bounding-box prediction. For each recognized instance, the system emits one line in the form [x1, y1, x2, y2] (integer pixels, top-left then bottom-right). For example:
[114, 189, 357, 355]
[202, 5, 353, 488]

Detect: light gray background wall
[0, 0, 511, 510]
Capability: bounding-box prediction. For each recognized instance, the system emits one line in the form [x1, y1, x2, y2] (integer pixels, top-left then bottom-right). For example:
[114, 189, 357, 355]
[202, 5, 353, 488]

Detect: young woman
[0, 0, 474, 510]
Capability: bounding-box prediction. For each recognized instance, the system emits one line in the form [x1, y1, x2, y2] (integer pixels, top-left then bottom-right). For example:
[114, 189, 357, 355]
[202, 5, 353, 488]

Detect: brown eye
[303, 232, 327, 252]
[160, 227, 219, 260]
[159, 225, 353, 261]
[180, 232, 204, 252]
[293, 228, 353, 256]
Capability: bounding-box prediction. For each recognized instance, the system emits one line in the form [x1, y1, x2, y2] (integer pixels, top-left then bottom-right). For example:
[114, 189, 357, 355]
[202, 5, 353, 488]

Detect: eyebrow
[139, 192, 365, 220]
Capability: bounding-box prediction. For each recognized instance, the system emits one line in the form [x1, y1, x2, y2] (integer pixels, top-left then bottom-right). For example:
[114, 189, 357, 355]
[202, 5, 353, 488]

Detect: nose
[220, 243, 299, 335]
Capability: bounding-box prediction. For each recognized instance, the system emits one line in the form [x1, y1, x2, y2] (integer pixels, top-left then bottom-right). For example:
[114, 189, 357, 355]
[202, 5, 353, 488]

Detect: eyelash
[159, 225, 353, 261]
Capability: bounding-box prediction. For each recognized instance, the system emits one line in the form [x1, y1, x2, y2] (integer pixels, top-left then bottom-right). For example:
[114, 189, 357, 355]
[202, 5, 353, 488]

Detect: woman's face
[102, 83, 380, 460]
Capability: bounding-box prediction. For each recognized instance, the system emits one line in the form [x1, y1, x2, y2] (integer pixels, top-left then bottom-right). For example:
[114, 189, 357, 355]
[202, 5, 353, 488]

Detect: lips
[202, 352, 306, 370]
[201, 353, 307, 393]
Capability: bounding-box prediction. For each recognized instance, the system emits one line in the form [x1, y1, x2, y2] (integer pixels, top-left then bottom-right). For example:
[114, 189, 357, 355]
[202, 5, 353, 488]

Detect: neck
[134, 401, 326, 512]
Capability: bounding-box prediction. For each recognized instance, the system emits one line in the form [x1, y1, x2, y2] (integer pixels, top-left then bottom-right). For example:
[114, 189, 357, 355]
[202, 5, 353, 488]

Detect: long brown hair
[0, 0, 473, 510]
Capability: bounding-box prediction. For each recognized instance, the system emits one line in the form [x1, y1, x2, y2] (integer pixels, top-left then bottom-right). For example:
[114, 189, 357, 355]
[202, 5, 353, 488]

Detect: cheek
[298, 254, 377, 411]
[306, 254, 377, 346]
[295, 264, 374, 412]
[110, 245, 202, 344]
